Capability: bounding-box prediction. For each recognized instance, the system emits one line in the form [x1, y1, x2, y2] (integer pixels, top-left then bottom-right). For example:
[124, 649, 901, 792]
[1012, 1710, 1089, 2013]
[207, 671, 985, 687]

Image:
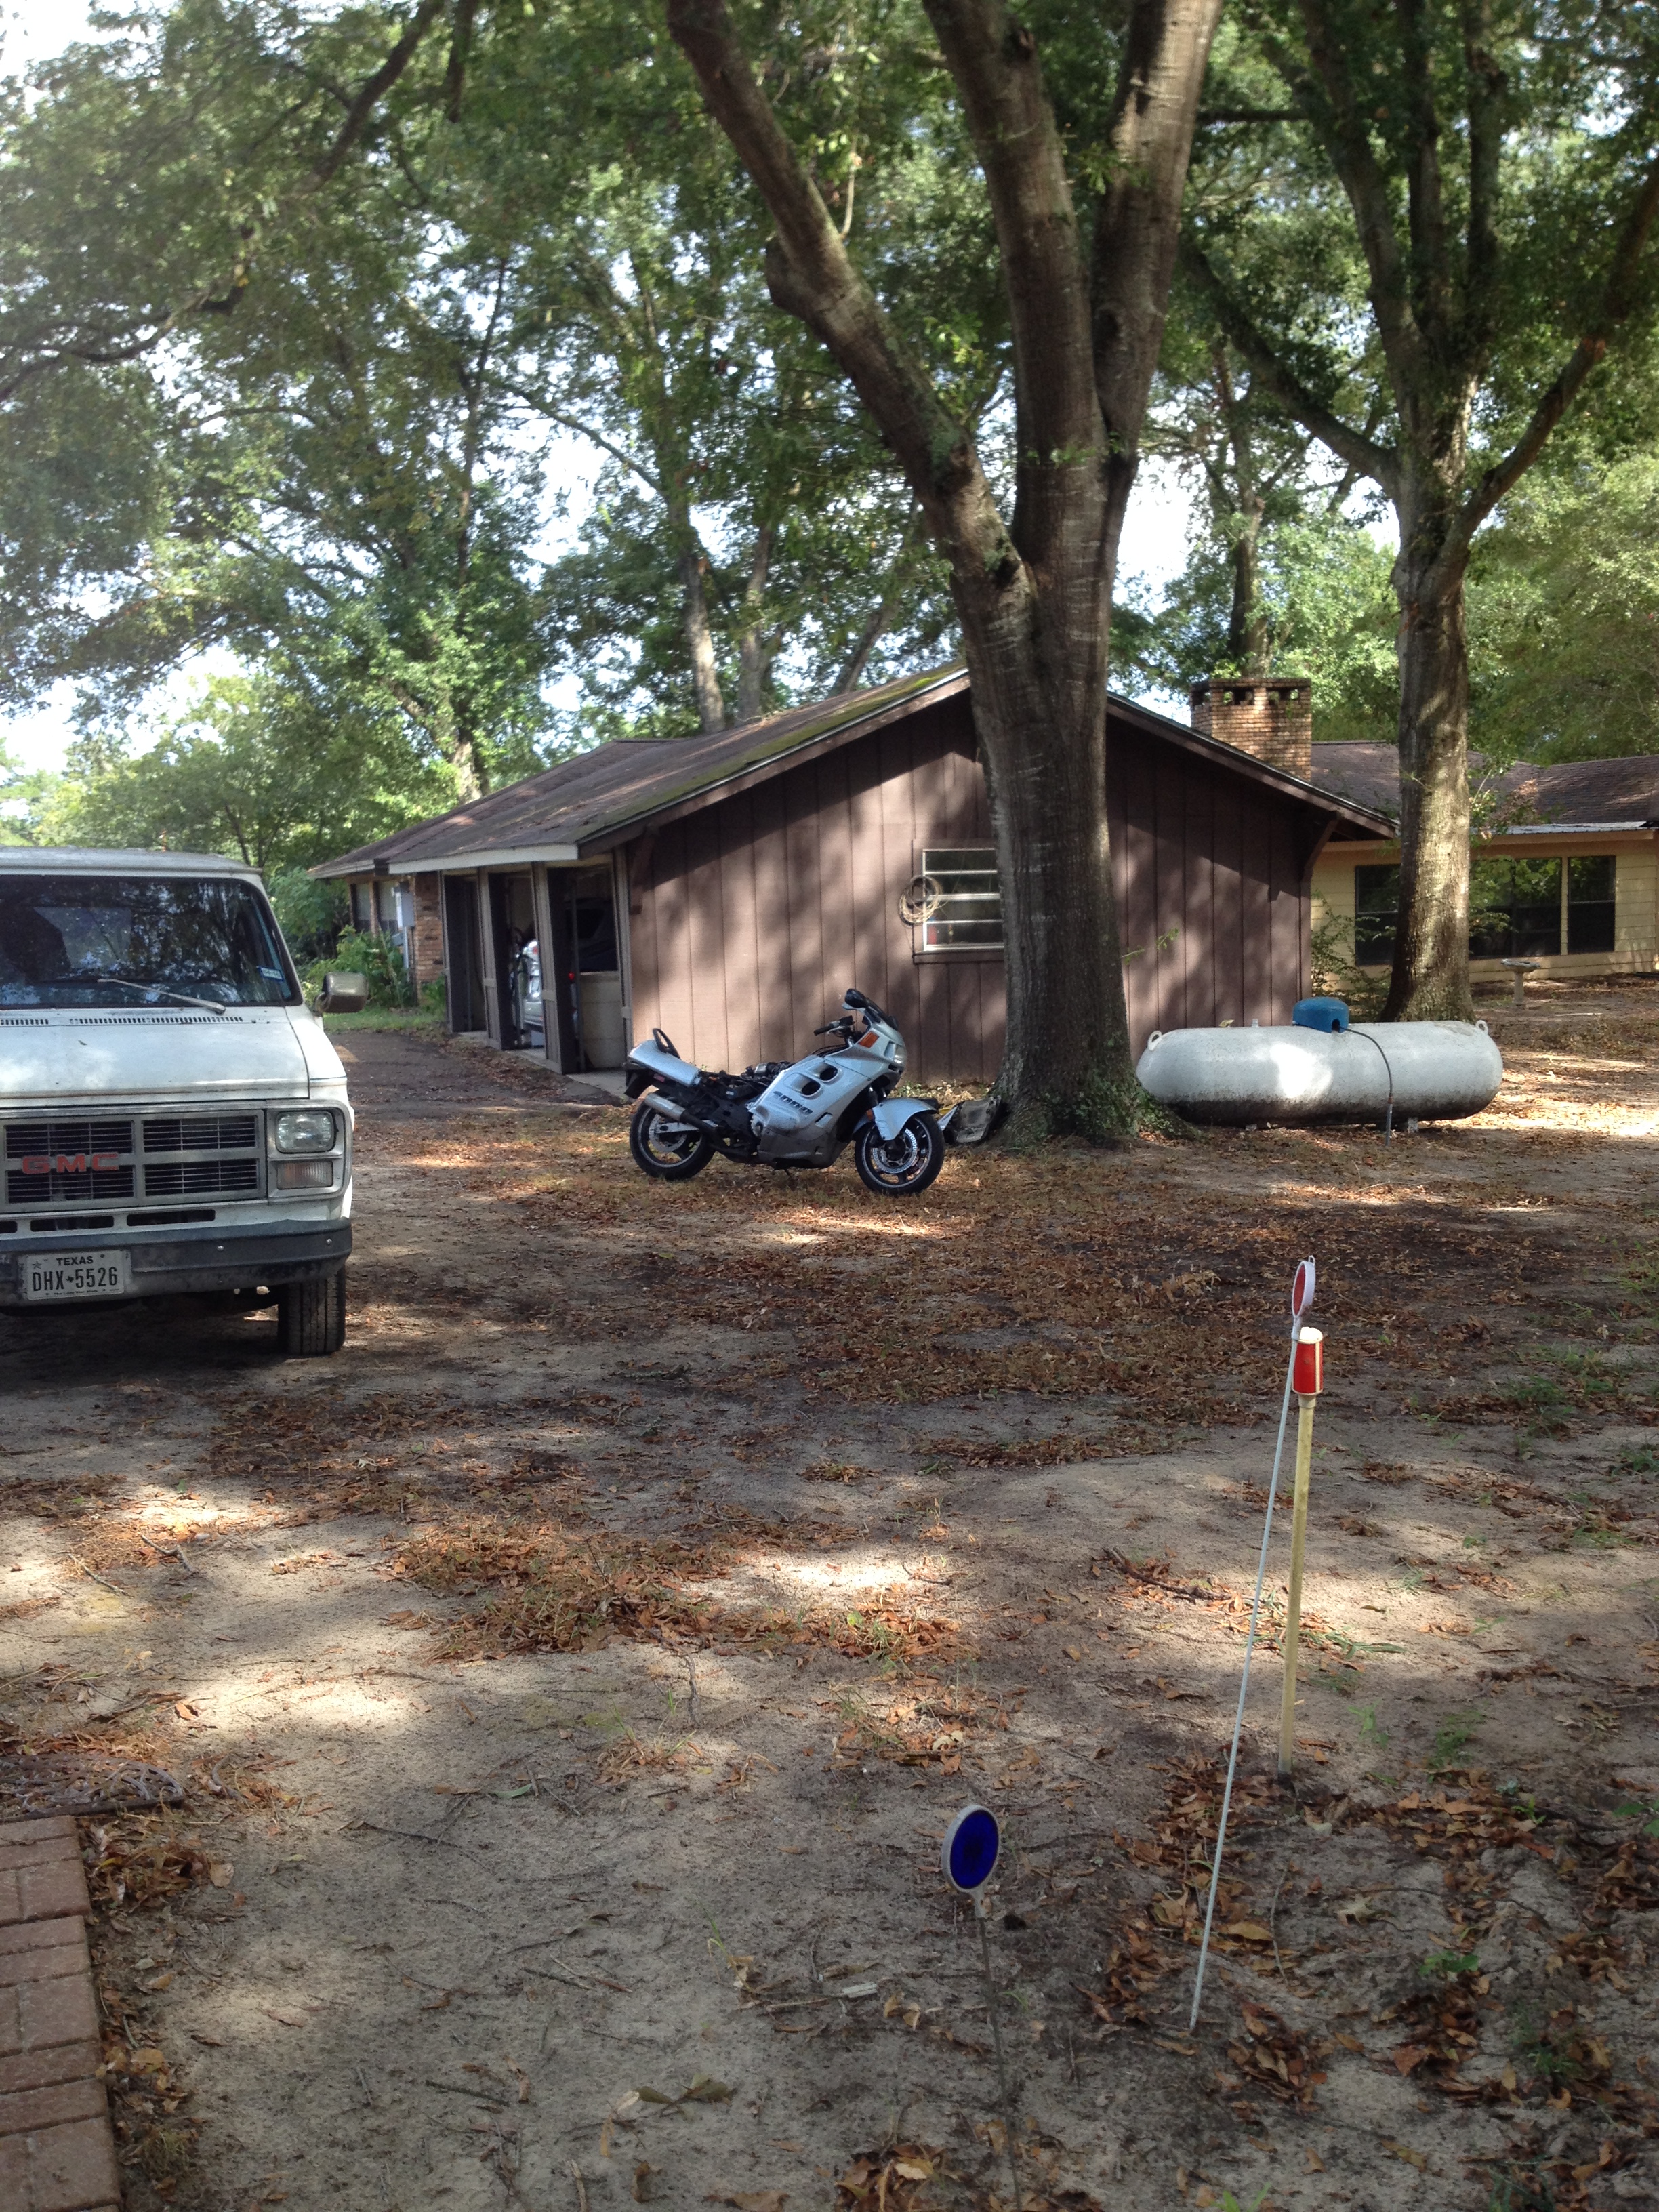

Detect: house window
[1353, 863, 1399, 966]
[1471, 857, 1561, 958]
[349, 882, 371, 930]
[1568, 855, 1616, 954]
[919, 848, 1003, 951]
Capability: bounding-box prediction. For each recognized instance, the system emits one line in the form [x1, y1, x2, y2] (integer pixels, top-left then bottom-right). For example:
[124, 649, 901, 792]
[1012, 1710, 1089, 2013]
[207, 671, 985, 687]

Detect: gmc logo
[18, 1152, 119, 1175]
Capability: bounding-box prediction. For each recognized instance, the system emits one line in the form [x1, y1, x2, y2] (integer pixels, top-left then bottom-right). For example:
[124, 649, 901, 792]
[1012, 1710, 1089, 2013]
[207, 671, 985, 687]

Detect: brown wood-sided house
[312, 668, 1390, 1084]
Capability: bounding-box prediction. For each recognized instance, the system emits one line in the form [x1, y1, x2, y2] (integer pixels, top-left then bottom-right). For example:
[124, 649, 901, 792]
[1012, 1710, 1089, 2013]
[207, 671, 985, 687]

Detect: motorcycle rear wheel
[853, 1112, 945, 1196]
[630, 1098, 715, 1181]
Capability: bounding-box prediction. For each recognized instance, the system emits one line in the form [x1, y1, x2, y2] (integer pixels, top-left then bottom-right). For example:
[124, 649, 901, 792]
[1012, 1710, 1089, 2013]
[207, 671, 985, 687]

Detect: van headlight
[274, 1109, 337, 1154]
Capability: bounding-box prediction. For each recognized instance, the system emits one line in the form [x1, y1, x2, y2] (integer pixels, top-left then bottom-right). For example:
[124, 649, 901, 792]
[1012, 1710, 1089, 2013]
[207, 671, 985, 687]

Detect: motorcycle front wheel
[629, 1099, 715, 1181]
[853, 1112, 945, 1197]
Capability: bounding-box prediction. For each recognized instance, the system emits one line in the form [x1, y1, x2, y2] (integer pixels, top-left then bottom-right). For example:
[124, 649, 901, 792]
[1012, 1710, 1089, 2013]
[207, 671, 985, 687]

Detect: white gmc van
[0, 848, 361, 1354]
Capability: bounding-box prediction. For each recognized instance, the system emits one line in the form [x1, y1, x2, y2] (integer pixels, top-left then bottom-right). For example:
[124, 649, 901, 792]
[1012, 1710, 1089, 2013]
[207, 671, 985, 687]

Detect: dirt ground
[3, 989, 1658, 2212]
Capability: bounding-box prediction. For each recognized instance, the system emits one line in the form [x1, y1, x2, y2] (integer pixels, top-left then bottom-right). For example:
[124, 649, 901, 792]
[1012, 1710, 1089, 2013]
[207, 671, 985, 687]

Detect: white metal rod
[1189, 1335, 1299, 2029]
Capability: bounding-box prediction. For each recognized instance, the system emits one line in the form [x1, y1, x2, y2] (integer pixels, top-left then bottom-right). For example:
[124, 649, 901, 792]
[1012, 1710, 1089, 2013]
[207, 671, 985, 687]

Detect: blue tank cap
[1292, 996, 1350, 1033]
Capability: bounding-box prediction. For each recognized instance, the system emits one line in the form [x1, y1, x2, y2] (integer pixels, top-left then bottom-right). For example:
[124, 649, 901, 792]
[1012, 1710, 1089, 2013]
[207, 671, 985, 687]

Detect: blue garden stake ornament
[942, 1805, 1021, 2211]
[941, 1804, 1000, 1895]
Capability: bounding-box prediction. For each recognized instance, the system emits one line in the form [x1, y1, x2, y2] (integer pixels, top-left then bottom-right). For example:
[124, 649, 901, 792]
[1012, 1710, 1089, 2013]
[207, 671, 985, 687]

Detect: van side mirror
[318, 971, 369, 1015]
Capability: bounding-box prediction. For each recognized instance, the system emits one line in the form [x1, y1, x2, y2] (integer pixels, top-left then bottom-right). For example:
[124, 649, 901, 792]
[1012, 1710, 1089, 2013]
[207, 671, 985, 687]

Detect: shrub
[302, 926, 413, 1009]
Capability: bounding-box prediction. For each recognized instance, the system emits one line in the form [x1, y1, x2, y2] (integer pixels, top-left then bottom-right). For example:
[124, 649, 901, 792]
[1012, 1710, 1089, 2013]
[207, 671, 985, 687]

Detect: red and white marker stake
[1189, 1259, 1320, 2029]
[1277, 1327, 1325, 1778]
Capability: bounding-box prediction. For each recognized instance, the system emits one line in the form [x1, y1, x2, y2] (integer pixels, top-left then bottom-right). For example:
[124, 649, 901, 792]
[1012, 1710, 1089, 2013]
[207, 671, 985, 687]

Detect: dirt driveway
[3, 1003, 1658, 2212]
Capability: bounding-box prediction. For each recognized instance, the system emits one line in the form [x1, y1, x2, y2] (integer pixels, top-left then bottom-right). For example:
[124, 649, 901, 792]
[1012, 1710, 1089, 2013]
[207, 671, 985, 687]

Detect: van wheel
[277, 1268, 346, 1355]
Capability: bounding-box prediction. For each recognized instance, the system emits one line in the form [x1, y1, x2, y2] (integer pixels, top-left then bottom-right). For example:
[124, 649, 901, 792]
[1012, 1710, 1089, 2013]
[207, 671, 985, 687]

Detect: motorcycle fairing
[750, 1047, 879, 1164]
[872, 1095, 939, 1139]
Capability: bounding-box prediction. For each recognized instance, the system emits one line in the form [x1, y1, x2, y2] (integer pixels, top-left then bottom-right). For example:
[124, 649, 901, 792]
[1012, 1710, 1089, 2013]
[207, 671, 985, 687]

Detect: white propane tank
[1135, 1020, 1503, 1126]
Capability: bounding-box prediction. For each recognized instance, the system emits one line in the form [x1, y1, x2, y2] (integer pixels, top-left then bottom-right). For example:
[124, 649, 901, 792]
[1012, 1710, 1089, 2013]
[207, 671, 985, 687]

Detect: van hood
[0, 1008, 319, 1106]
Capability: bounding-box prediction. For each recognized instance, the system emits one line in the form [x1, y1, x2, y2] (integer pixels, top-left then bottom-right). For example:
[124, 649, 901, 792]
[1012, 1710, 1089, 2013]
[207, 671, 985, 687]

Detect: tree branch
[1090, 0, 1227, 519]
[1392, 0, 1452, 338]
[1289, 0, 1420, 382]
[1180, 237, 1400, 494]
[443, 0, 478, 121]
[1198, 106, 1303, 123]
[833, 504, 924, 692]
[1460, 0, 1504, 361]
[502, 386, 663, 498]
[1460, 147, 1659, 541]
[663, 0, 1015, 588]
[922, 0, 1099, 565]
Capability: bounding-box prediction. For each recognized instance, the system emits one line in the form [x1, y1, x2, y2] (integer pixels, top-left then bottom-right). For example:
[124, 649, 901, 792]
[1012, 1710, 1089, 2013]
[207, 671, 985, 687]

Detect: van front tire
[277, 1267, 346, 1355]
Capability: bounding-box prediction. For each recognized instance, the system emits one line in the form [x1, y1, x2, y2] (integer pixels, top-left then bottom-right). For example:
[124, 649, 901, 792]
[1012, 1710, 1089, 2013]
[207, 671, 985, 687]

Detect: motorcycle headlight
[274, 1109, 337, 1154]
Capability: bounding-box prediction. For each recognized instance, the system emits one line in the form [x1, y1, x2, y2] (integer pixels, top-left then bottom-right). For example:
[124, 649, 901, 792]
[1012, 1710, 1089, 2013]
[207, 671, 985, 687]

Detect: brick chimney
[1190, 677, 1312, 779]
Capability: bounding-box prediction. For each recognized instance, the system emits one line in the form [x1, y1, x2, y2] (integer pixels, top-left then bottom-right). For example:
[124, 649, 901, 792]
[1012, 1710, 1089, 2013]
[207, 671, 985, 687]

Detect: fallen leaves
[388, 1515, 966, 1668]
[834, 2144, 952, 2209]
[83, 1817, 218, 1910]
[1226, 2002, 1324, 2108]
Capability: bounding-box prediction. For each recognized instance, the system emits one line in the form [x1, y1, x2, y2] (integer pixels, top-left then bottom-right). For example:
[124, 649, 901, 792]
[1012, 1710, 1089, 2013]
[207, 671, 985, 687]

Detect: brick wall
[1190, 679, 1313, 780]
[409, 876, 446, 991]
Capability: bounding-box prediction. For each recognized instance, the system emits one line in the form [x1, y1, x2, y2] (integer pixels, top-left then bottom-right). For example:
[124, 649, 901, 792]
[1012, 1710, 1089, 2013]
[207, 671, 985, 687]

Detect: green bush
[1309, 914, 1387, 1020]
[302, 926, 414, 1009]
[268, 869, 348, 966]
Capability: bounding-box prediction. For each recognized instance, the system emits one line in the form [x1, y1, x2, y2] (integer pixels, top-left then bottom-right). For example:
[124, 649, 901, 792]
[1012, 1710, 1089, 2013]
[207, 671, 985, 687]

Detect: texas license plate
[22, 1250, 131, 1301]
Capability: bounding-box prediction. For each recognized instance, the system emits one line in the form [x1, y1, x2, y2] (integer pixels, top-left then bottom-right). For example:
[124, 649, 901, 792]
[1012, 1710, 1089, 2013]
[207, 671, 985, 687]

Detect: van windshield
[0, 874, 299, 1008]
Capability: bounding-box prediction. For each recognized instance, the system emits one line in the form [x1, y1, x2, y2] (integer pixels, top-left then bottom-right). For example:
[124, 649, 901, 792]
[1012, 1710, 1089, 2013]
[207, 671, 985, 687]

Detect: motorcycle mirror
[843, 988, 867, 1008]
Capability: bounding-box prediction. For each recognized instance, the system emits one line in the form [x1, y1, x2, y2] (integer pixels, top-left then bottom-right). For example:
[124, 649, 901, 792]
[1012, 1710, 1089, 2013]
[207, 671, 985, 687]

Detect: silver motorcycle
[622, 988, 951, 1195]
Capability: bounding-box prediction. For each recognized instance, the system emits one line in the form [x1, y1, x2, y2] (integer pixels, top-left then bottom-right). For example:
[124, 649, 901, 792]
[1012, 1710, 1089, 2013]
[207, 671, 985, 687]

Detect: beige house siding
[1313, 832, 1659, 979]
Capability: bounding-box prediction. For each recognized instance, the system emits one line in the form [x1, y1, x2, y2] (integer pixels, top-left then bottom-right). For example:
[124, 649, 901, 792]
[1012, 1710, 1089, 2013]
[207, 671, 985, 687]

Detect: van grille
[144, 1158, 260, 1197]
[6, 1119, 136, 1204]
[144, 1115, 260, 1153]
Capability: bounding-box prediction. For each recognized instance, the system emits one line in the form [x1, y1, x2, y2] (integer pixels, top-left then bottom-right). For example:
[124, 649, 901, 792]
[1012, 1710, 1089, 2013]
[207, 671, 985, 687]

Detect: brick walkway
[0, 1816, 119, 2212]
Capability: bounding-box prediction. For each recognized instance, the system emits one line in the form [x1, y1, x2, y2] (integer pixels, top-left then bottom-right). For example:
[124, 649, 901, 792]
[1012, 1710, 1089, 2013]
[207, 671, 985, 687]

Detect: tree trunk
[964, 607, 1131, 1127]
[1227, 489, 1267, 671]
[735, 521, 773, 724]
[669, 499, 726, 734]
[666, 0, 1220, 1134]
[1384, 514, 1473, 1021]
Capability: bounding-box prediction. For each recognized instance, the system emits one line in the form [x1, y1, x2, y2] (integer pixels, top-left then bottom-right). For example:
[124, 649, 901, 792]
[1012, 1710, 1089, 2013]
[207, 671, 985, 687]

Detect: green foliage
[303, 926, 413, 1010]
[268, 870, 347, 967]
[1309, 914, 1387, 1019]
[0, 0, 974, 798]
[1428, 1711, 1479, 1772]
[1486, 2169, 1555, 2212]
[1121, 501, 1400, 741]
[1613, 1797, 1659, 1839]
[30, 674, 445, 872]
[1420, 1947, 1480, 1980]
[1467, 452, 1659, 764]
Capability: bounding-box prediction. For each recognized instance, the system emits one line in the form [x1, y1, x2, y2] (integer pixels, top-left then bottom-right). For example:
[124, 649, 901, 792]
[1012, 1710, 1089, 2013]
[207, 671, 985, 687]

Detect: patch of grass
[321, 1008, 443, 1033]
[1486, 2172, 1555, 2212]
[1358, 1706, 1389, 1748]
[1429, 1711, 1481, 1772]
[1612, 1442, 1659, 1479]
[1420, 1947, 1480, 1980]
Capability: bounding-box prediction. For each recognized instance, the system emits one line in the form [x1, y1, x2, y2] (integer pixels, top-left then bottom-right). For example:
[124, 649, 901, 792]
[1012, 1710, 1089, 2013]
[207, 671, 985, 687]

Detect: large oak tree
[1183, 0, 1659, 1019]
[664, 0, 1223, 1134]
